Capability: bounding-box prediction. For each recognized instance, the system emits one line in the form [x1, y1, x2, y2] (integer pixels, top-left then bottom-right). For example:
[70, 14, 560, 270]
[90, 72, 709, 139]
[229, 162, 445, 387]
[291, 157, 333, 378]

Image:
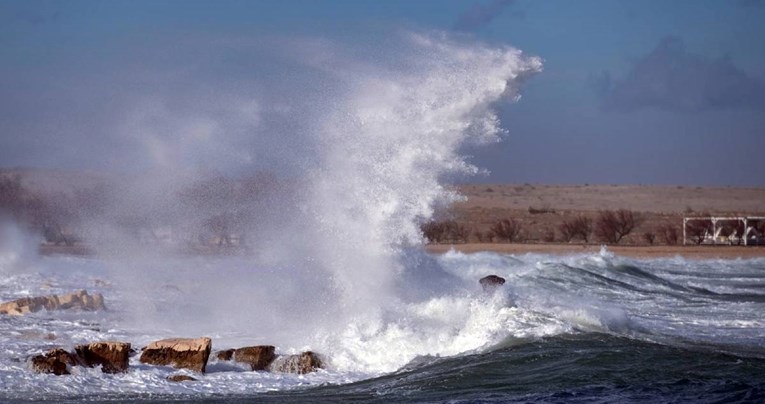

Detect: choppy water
[2, 248, 764, 403]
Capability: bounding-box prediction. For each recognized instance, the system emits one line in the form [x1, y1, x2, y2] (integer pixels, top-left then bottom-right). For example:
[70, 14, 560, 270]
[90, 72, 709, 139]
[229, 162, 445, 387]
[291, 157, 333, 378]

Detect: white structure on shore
[683, 216, 765, 246]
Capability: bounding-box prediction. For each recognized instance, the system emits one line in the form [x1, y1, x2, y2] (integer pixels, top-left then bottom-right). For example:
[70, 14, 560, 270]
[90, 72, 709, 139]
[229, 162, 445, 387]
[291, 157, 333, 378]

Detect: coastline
[425, 243, 765, 259]
[40, 243, 765, 260]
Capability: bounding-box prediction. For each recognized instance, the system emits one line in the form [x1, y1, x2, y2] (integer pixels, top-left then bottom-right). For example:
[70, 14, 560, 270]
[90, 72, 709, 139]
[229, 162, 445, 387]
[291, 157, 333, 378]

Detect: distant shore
[425, 243, 765, 259]
[39, 243, 765, 260]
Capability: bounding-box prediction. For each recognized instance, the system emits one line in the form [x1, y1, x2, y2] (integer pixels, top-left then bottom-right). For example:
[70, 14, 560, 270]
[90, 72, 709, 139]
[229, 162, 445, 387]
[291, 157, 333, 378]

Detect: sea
[2, 31, 764, 403]
[1, 243, 764, 403]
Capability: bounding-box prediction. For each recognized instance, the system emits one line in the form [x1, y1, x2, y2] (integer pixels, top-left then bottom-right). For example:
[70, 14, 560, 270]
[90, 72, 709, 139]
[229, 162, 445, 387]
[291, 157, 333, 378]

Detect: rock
[0, 290, 105, 316]
[140, 337, 212, 373]
[234, 345, 276, 371]
[30, 348, 78, 376]
[216, 349, 235, 361]
[0, 296, 56, 315]
[479, 275, 506, 292]
[74, 341, 131, 373]
[167, 374, 197, 382]
[58, 290, 106, 311]
[270, 351, 323, 374]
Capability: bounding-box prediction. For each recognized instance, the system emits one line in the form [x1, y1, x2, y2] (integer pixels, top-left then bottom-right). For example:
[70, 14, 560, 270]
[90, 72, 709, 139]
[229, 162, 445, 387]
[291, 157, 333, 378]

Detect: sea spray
[3, 31, 542, 373]
[302, 32, 542, 318]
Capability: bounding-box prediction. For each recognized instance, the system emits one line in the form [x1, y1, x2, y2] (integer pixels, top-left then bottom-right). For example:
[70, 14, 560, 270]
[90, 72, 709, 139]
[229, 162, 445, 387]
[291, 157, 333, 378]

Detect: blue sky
[1, 0, 764, 186]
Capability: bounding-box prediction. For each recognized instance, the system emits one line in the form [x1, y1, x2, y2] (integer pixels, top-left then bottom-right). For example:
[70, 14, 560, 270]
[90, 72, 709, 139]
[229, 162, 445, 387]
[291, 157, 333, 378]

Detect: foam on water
[2, 250, 765, 400]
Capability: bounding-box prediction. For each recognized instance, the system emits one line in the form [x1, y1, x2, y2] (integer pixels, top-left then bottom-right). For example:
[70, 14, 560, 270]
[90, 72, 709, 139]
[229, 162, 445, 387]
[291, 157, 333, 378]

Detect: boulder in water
[270, 351, 323, 374]
[74, 341, 131, 373]
[167, 374, 197, 382]
[234, 345, 276, 371]
[30, 348, 78, 376]
[139, 337, 212, 373]
[58, 290, 105, 311]
[216, 349, 235, 361]
[479, 275, 506, 292]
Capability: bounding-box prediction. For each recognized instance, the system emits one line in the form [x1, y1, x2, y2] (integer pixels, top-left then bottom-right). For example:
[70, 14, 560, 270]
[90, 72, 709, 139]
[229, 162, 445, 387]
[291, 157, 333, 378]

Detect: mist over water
[2, 31, 542, 368]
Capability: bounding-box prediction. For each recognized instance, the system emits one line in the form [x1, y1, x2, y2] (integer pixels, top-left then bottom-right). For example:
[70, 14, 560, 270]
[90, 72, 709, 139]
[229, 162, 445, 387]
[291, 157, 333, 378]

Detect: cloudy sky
[1, 0, 764, 186]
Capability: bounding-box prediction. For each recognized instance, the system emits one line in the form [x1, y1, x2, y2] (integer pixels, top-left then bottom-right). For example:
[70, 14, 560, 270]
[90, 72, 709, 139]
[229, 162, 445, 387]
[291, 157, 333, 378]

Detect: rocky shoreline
[2, 289, 327, 379]
[30, 338, 324, 379]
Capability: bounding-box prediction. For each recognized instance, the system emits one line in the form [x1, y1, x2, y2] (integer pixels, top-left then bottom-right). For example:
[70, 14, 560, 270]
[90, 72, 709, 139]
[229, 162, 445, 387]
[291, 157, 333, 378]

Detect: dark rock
[30, 348, 78, 375]
[479, 275, 506, 292]
[139, 337, 212, 373]
[74, 341, 131, 373]
[234, 345, 276, 371]
[167, 374, 197, 382]
[271, 351, 323, 374]
[216, 349, 235, 361]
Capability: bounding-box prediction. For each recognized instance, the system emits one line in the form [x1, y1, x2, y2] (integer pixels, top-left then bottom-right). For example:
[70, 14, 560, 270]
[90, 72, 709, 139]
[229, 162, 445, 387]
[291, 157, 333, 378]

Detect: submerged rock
[167, 374, 197, 382]
[0, 290, 105, 316]
[234, 345, 276, 371]
[479, 275, 506, 292]
[270, 351, 323, 374]
[74, 341, 131, 373]
[140, 337, 212, 373]
[30, 348, 78, 376]
[216, 349, 235, 361]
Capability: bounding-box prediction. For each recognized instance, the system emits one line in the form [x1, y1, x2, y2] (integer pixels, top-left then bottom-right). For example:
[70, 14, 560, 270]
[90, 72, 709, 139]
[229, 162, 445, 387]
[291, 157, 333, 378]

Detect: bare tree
[558, 215, 592, 243]
[595, 209, 643, 244]
[686, 219, 712, 245]
[490, 218, 523, 243]
[658, 223, 679, 245]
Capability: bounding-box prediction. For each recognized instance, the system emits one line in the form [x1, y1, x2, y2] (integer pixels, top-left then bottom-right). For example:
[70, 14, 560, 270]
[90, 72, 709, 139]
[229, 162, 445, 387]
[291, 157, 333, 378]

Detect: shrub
[473, 230, 490, 243]
[528, 206, 555, 215]
[558, 215, 592, 243]
[490, 218, 523, 243]
[542, 228, 556, 242]
[595, 209, 643, 244]
[421, 220, 469, 244]
[642, 231, 656, 245]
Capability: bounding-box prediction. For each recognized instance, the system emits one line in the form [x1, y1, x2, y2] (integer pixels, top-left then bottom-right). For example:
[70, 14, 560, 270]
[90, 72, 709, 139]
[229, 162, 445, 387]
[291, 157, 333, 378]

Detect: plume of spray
[303, 32, 541, 316]
[56, 30, 541, 358]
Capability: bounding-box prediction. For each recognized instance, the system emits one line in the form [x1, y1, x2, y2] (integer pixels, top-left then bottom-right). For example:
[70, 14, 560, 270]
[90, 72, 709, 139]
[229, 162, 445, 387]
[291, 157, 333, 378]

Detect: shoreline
[39, 243, 765, 260]
[425, 243, 765, 259]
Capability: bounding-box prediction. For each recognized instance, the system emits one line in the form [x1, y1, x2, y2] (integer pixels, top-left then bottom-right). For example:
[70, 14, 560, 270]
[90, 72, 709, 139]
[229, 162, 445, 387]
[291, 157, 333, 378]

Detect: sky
[1, 0, 764, 186]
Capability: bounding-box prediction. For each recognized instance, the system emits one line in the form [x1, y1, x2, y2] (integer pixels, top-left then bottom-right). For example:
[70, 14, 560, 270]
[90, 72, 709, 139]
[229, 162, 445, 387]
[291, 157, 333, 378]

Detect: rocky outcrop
[270, 351, 323, 374]
[30, 348, 78, 375]
[139, 337, 212, 373]
[0, 290, 105, 316]
[27, 337, 326, 376]
[74, 341, 131, 373]
[234, 345, 276, 371]
[216, 349, 235, 361]
[167, 374, 197, 382]
[479, 275, 506, 292]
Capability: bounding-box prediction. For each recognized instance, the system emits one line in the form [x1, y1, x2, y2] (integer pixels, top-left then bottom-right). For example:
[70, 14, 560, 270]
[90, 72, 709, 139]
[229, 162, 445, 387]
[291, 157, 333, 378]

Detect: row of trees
[422, 209, 684, 245]
[558, 210, 643, 244]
